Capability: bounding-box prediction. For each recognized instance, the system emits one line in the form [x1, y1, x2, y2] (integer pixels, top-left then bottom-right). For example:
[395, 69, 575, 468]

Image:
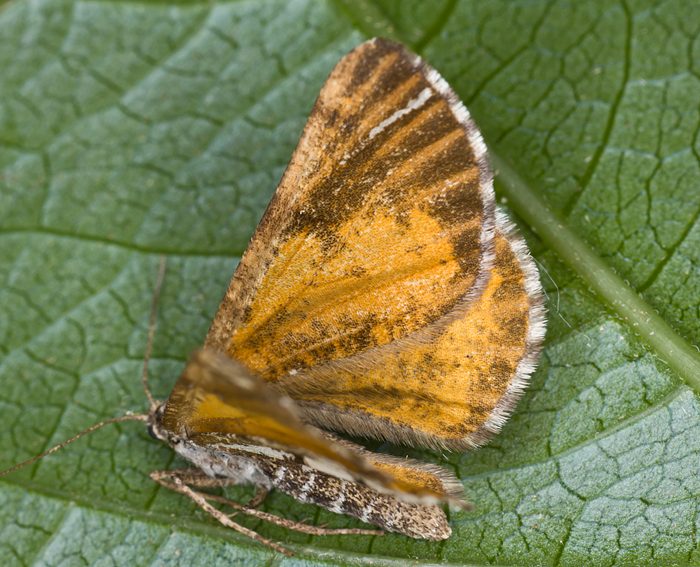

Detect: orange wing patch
[371, 460, 461, 505]
[205, 38, 495, 380]
[278, 212, 546, 450]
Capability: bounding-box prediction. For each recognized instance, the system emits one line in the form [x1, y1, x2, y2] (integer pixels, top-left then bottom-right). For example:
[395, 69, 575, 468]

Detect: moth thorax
[174, 441, 273, 489]
[146, 403, 170, 443]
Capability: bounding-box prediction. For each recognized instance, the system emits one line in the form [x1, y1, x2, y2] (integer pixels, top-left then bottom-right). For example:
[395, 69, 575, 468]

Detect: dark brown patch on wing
[205, 38, 493, 387]
[286, 95, 464, 238]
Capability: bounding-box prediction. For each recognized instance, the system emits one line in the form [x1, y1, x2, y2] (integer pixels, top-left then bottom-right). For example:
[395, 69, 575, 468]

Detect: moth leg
[154, 468, 263, 503]
[159, 467, 232, 489]
[246, 486, 269, 508]
[150, 469, 293, 557]
[203, 492, 383, 537]
[165, 469, 267, 507]
[154, 468, 383, 537]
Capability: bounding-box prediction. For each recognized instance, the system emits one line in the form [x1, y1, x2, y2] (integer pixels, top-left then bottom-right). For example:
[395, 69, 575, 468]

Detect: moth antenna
[0, 413, 148, 479]
[142, 255, 167, 411]
[1, 258, 167, 479]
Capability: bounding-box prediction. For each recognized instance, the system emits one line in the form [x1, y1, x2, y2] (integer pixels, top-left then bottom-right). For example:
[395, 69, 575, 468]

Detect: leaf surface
[1, 1, 699, 565]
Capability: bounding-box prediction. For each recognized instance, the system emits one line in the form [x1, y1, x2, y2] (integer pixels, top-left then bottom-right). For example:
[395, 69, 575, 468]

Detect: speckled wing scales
[206, 37, 496, 381]
[280, 211, 546, 450]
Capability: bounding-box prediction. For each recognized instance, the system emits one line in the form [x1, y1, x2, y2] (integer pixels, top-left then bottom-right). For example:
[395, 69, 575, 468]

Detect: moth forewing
[206, 37, 497, 382]
[160, 349, 460, 503]
[197, 38, 546, 454]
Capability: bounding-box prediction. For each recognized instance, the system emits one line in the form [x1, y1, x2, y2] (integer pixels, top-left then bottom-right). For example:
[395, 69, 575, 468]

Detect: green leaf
[1, 0, 699, 565]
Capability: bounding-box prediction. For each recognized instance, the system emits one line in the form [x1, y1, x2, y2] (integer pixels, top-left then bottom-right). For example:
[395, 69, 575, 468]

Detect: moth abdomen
[264, 458, 451, 541]
[172, 438, 450, 540]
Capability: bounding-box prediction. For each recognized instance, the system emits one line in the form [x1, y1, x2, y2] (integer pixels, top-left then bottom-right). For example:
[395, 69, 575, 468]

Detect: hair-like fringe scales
[322, 431, 467, 505]
[463, 209, 548, 447]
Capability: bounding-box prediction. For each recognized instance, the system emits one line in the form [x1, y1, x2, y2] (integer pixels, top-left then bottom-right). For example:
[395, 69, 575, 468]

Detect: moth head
[146, 402, 169, 441]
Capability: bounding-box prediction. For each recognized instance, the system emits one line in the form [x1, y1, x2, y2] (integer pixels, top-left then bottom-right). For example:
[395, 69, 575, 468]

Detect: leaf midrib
[332, 0, 700, 394]
[491, 151, 700, 392]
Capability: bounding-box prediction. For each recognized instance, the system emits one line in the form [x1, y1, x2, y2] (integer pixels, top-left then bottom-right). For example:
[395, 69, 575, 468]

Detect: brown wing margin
[205, 38, 496, 381]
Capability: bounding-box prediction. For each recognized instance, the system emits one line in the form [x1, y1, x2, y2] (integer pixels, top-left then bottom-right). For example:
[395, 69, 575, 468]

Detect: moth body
[176, 439, 274, 489]
[151, 407, 451, 540]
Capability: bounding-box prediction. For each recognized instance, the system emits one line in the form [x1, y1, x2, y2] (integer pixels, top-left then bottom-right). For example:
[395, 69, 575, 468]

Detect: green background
[1, 0, 699, 565]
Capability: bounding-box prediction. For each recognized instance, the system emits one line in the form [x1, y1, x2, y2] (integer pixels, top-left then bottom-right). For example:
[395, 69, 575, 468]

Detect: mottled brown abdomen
[259, 457, 451, 540]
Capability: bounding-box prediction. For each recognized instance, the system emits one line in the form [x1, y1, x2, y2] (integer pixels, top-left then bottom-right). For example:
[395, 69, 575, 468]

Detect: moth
[2, 38, 545, 556]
